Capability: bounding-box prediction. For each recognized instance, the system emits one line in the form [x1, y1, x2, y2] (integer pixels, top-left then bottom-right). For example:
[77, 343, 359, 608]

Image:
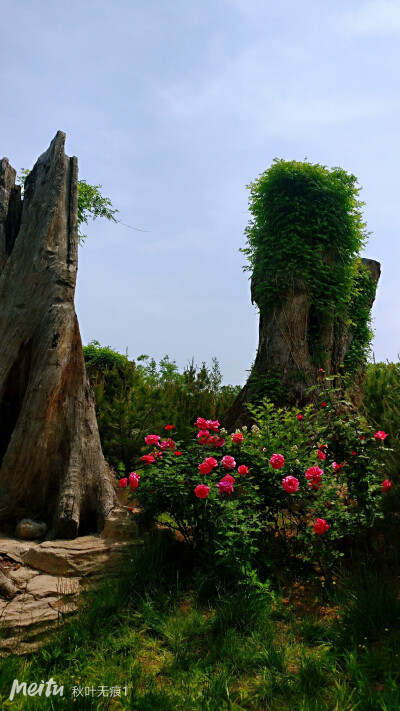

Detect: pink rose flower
[205, 457, 218, 469]
[197, 429, 211, 443]
[145, 434, 160, 446]
[282, 476, 299, 493]
[199, 461, 213, 475]
[374, 431, 389, 440]
[195, 417, 209, 430]
[217, 479, 234, 495]
[159, 438, 176, 450]
[212, 436, 225, 448]
[231, 432, 244, 444]
[220, 474, 235, 484]
[305, 466, 323, 489]
[237, 465, 249, 476]
[331, 461, 346, 472]
[129, 472, 140, 490]
[140, 454, 155, 465]
[313, 518, 330, 534]
[207, 420, 220, 432]
[221, 455, 236, 470]
[317, 450, 326, 461]
[118, 478, 128, 488]
[195, 484, 210, 499]
[305, 466, 324, 480]
[269, 453, 285, 470]
[382, 479, 392, 492]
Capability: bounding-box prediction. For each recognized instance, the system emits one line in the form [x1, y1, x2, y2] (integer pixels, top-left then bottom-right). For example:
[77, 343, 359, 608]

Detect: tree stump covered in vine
[224, 160, 380, 429]
[0, 132, 117, 542]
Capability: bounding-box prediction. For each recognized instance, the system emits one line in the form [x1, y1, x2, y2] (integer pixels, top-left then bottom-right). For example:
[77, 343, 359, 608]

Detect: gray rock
[15, 519, 47, 540]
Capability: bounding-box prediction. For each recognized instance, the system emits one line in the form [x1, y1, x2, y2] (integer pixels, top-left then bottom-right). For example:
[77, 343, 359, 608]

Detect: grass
[0, 532, 400, 710]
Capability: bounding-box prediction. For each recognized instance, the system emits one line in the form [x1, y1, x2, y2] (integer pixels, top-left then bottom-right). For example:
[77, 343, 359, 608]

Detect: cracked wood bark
[0, 132, 117, 539]
[224, 258, 380, 430]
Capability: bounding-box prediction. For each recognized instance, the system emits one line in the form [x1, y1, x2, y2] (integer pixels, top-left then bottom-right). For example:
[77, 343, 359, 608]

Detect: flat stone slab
[0, 538, 36, 563]
[22, 536, 136, 577]
[0, 507, 139, 655]
[26, 574, 81, 598]
[7, 565, 40, 587]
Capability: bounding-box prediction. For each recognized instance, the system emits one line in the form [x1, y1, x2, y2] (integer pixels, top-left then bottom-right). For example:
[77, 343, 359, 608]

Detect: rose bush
[125, 379, 392, 582]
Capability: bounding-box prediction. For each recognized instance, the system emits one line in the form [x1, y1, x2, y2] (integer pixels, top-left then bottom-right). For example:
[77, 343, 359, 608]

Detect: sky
[1, 0, 399, 384]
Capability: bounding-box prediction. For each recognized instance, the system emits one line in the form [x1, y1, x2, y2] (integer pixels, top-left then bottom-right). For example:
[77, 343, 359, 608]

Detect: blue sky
[2, 0, 399, 384]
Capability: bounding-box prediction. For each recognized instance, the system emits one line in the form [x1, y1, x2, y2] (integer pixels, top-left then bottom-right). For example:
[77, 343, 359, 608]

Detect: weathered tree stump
[0, 132, 117, 540]
[224, 258, 380, 430]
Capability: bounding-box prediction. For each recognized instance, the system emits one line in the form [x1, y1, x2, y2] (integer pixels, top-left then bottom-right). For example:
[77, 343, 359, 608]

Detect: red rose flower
[197, 429, 211, 444]
[374, 431, 389, 441]
[351, 451, 356, 456]
[313, 518, 330, 534]
[199, 461, 213, 475]
[237, 465, 249, 476]
[296, 414, 304, 421]
[269, 453, 285, 470]
[231, 432, 244, 444]
[140, 454, 155, 465]
[317, 450, 326, 461]
[282, 476, 299, 493]
[194, 484, 210, 499]
[331, 461, 346, 472]
[174, 451, 183, 456]
[382, 479, 392, 492]
[145, 434, 160, 446]
[205, 457, 218, 469]
[118, 478, 128, 488]
[195, 417, 209, 430]
[165, 424, 175, 430]
[129, 472, 140, 490]
[321, 402, 327, 408]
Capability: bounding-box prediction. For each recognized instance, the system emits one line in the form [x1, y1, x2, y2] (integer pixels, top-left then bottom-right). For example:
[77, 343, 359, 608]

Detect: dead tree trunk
[0, 132, 117, 539]
[224, 258, 380, 430]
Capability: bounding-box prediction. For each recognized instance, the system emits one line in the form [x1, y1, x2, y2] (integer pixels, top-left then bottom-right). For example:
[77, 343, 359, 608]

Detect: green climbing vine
[241, 159, 374, 374]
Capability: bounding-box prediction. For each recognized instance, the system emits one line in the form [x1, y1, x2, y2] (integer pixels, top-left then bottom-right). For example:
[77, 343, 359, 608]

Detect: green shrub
[128, 377, 391, 583]
[83, 342, 240, 475]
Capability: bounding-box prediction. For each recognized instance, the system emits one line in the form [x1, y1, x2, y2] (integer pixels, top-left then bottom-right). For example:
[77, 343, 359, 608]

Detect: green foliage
[344, 261, 378, 371]
[241, 159, 373, 371]
[77, 179, 118, 243]
[17, 170, 118, 244]
[83, 342, 240, 475]
[363, 361, 400, 483]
